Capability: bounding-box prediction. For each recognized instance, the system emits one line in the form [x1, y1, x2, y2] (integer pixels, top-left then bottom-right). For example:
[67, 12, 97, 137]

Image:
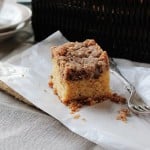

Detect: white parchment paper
[0, 31, 150, 150]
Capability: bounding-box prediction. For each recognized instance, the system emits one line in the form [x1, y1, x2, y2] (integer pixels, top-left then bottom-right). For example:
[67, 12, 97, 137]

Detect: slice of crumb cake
[49, 39, 112, 107]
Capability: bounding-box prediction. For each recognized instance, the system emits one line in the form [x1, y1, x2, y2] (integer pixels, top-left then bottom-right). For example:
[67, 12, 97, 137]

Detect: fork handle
[109, 58, 135, 93]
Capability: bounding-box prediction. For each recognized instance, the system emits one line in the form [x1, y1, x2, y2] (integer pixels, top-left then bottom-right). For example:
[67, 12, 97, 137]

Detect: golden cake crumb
[48, 80, 53, 88]
[73, 114, 80, 119]
[116, 108, 130, 122]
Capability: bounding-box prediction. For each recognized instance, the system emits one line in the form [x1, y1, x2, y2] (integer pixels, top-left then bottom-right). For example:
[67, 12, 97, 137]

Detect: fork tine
[133, 106, 145, 112]
[144, 106, 150, 110]
[138, 106, 148, 111]
[131, 105, 150, 113]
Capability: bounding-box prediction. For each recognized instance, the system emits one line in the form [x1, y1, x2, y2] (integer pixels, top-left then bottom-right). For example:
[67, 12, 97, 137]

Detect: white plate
[0, 21, 28, 40]
[0, 2, 31, 32]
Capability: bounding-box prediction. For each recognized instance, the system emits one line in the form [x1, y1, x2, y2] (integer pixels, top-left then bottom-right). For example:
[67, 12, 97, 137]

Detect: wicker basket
[32, 0, 150, 63]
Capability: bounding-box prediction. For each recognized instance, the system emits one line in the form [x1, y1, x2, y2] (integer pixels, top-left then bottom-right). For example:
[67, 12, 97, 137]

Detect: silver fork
[110, 58, 150, 114]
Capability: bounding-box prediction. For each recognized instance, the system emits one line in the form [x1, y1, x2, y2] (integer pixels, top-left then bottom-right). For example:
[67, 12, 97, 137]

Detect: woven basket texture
[32, 0, 150, 62]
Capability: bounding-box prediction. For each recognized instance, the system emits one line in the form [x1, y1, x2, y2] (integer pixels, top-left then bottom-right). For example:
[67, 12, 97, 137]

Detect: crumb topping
[52, 39, 109, 81]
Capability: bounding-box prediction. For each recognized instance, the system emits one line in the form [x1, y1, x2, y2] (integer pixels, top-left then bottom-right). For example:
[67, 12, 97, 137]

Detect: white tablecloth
[0, 91, 104, 150]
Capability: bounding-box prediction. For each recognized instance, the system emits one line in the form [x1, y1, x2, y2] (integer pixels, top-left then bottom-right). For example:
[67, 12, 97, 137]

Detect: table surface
[0, 22, 104, 150]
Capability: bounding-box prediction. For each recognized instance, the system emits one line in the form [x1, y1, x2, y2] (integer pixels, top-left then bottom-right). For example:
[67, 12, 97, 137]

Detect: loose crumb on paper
[82, 118, 86, 122]
[48, 79, 53, 88]
[73, 114, 80, 119]
[116, 108, 130, 122]
[70, 111, 75, 114]
[44, 89, 47, 92]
